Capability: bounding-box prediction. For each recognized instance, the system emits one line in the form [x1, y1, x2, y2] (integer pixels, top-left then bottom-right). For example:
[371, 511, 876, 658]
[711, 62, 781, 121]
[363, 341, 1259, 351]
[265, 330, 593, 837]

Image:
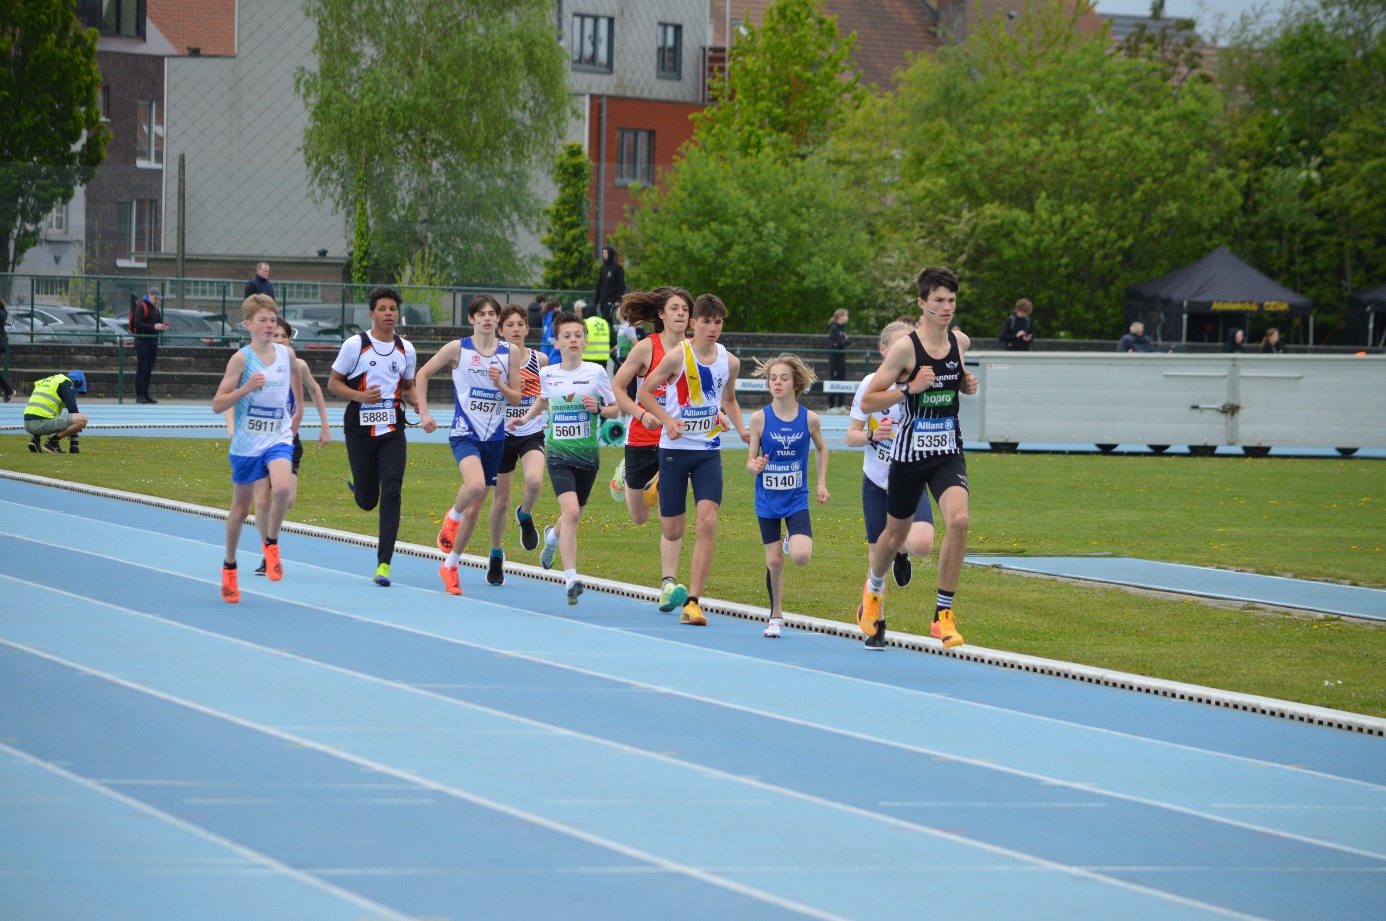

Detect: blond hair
[241, 293, 279, 323]
[878, 320, 913, 351]
[753, 352, 817, 395]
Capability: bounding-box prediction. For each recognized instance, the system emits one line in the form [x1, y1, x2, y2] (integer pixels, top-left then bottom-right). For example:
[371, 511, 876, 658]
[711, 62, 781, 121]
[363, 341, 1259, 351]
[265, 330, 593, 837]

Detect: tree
[0, 0, 107, 274]
[540, 142, 596, 291]
[295, 0, 570, 285]
[616, 0, 870, 330]
[838, 0, 1239, 338]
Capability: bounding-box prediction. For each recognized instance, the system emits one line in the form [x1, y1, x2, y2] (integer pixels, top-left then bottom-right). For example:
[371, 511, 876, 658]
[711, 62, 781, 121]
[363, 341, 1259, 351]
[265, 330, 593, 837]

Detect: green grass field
[4, 434, 1384, 717]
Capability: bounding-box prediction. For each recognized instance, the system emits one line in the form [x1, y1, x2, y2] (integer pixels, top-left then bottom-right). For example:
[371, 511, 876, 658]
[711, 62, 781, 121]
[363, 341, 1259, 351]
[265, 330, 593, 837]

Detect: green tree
[540, 142, 595, 291]
[839, 0, 1239, 338]
[295, 0, 570, 285]
[0, 0, 107, 274]
[616, 0, 870, 330]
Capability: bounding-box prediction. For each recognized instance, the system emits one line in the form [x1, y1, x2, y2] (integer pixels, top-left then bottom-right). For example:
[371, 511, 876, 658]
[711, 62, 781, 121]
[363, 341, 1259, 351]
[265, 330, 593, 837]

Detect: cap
[67, 370, 87, 393]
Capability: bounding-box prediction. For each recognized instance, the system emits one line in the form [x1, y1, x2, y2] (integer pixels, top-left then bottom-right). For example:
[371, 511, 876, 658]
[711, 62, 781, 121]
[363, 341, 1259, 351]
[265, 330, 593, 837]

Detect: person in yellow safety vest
[579, 299, 611, 366]
[25, 370, 89, 454]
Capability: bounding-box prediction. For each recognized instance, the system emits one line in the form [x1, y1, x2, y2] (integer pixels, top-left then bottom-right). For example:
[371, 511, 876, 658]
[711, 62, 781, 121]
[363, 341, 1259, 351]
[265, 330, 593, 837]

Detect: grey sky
[1091, 0, 1296, 25]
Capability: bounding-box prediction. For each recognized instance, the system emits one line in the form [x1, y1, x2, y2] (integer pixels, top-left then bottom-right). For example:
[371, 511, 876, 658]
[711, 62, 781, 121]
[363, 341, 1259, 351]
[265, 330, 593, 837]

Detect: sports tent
[1125, 246, 1313, 344]
[1345, 283, 1386, 349]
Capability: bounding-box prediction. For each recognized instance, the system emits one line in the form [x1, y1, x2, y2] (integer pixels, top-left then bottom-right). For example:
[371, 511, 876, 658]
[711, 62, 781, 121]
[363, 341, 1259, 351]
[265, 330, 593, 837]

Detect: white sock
[446, 550, 461, 568]
[447, 508, 462, 522]
[546, 525, 560, 547]
[867, 571, 886, 595]
[564, 568, 577, 587]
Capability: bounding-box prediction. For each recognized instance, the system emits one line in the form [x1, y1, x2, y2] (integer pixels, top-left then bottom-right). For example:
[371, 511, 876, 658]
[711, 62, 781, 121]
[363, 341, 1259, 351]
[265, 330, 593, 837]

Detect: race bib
[761, 466, 803, 491]
[467, 385, 503, 417]
[505, 396, 535, 420]
[358, 401, 393, 427]
[551, 409, 590, 441]
[245, 405, 283, 434]
[911, 416, 957, 454]
[681, 404, 719, 437]
[873, 437, 894, 464]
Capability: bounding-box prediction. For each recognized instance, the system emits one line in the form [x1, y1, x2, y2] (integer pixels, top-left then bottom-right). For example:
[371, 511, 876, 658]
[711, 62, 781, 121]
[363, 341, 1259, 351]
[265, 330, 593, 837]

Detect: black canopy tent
[1346, 283, 1386, 348]
[1125, 246, 1313, 344]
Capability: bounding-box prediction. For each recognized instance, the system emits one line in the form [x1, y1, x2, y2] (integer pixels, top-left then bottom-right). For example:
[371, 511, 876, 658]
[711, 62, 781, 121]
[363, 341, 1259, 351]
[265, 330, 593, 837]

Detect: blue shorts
[450, 436, 504, 487]
[863, 475, 933, 544]
[758, 507, 812, 545]
[229, 442, 296, 485]
[657, 449, 723, 517]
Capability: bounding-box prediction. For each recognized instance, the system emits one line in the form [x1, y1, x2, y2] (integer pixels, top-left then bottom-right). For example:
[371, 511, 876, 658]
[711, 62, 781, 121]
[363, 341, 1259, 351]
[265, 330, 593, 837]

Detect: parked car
[288, 318, 354, 349]
[4, 313, 59, 344]
[7, 305, 106, 344]
[99, 316, 134, 347]
[283, 302, 433, 331]
[160, 308, 242, 347]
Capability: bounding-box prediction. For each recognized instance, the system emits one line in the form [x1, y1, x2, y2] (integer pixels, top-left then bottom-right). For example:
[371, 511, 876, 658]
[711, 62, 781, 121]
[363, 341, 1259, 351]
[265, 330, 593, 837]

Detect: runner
[636, 293, 749, 625]
[212, 294, 302, 602]
[250, 318, 333, 576]
[511, 311, 620, 604]
[856, 267, 979, 650]
[610, 286, 692, 526]
[489, 304, 548, 555]
[847, 320, 935, 591]
[327, 286, 418, 588]
[746, 354, 830, 638]
[416, 294, 524, 596]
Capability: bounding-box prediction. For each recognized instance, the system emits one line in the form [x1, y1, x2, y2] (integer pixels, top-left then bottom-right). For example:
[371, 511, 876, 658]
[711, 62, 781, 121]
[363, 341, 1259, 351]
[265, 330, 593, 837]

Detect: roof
[1126, 246, 1313, 314]
[824, 0, 942, 90]
[1349, 283, 1386, 308]
[147, 0, 236, 56]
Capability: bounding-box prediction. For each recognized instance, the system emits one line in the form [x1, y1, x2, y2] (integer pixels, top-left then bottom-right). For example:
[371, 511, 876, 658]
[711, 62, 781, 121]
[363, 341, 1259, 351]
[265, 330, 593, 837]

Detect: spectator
[526, 294, 545, 332]
[611, 302, 639, 374]
[244, 262, 275, 300]
[826, 308, 849, 411]
[578, 298, 612, 369]
[24, 369, 88, 454]
[593, 246, 625, 323]
[130, 287, 169, 403]
[1223, 327, 1245, 353]
[0, 298, 13, 402]
[1260, 328, 1285, 353]
[1116, 321, 1156, 353]
[542, 299, 562, 364]
[998, 298, 1034, 350]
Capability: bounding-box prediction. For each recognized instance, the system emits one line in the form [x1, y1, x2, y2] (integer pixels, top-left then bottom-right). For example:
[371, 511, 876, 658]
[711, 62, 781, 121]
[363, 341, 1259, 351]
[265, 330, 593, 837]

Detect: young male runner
[512, 311, 620, 604]
[856, 267, 979, 649]
[610, 287, 692, 527]
[416, 294, 524, 595]
[489, 304, 547, 554]
[327, 287, 418, 587]
[212, 294, 302, 602]
[637, 294, 749, 625]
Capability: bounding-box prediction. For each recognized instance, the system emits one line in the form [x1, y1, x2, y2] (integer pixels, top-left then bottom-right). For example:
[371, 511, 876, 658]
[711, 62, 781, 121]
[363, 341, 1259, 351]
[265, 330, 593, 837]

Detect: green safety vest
[583, 316, 611, 362]
[25, 374, 70, 419]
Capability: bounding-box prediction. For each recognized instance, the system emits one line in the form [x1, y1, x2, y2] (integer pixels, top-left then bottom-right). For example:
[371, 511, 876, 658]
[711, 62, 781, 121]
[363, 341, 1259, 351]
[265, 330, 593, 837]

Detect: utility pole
[176, 153, 186, 311]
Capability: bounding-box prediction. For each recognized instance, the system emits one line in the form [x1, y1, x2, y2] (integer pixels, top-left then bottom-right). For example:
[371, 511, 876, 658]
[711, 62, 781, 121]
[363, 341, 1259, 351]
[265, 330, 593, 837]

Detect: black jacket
[244, 275, 275, 299]
[1116, 332, 1155, 353]
[594, 252, 625, 311]
[131, 296, 163, 336]
[827, 321, 848, 350]
[999, 312, 1033, 350]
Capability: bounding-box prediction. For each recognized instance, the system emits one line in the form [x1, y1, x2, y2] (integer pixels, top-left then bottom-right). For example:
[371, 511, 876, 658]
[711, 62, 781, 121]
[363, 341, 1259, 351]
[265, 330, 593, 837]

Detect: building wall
[564, 0, 709, 104]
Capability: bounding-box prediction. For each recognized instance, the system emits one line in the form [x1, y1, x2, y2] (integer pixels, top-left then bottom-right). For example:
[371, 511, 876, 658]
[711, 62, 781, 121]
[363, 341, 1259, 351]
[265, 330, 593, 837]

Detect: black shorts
[499, 431, 545, 474]
[548, 462, 598, 506]
[862, 476, 933, 544]
[886, 454, 968, 521]
[758, 507, 812, 544]
[291, 434, 303, 475]
[624, 444, 661, 490]
[657, 449, 723, 517]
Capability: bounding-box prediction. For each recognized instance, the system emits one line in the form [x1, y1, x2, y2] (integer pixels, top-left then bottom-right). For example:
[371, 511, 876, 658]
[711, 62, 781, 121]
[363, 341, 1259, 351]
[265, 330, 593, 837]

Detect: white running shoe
[540, 526, 558, 570]
[764, 617, 783, 638]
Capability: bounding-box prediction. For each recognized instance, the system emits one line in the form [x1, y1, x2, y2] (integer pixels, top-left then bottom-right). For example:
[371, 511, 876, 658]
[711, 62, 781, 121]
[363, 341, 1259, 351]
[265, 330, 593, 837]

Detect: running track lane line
[0, 575, 1276, 921]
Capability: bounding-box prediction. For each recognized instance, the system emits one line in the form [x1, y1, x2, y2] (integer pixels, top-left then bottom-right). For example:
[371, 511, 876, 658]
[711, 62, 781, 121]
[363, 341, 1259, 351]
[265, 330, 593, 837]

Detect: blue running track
[1, 477, 1384, 921]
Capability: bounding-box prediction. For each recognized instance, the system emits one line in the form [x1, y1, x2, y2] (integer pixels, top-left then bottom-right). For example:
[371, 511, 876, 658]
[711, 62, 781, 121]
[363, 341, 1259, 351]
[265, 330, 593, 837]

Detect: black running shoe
[515, 508, 539, 551]
[254, 559, 267, 577]
[28, 436, 39, 453]
[892, 552, 912, 588]
[487, 553, 505, 586]
[41, 438, 64, 454]
[864, 619, 888, 650]
[567, 580, 584, 605]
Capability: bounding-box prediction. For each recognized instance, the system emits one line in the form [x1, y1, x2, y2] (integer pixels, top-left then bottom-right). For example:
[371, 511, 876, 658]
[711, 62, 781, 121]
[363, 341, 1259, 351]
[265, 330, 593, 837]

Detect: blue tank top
[754, 403, 811, 519]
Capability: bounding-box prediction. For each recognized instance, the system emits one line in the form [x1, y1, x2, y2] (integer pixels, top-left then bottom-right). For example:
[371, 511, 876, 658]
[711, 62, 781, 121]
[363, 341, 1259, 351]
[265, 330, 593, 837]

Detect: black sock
[688, 595, 699, 605]
[223, 561, 237, 570]
[935, 589, 955, 621]
[662, 576, 674, 587]
[264, 537, 278, 546]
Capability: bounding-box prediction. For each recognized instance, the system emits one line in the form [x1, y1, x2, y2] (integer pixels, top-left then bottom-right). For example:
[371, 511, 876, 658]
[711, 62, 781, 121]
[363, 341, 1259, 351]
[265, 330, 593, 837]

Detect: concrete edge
[3, 467, 1383, 739]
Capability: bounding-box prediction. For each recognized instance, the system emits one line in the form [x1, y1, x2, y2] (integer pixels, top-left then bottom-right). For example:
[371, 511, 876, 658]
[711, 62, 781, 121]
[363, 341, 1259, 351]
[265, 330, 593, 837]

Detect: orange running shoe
[439, 563, 462, 596]
[221, 565, 240, 603]
[437, 514, 460, 553]
[262, 541, 282, 581]
[857, 582, 883, 637]
[932, 609, 964, 648]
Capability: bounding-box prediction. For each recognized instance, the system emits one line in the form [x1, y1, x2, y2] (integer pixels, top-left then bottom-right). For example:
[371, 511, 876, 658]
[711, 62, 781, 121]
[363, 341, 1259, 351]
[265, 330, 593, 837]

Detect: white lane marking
[0, 742, 415, 921]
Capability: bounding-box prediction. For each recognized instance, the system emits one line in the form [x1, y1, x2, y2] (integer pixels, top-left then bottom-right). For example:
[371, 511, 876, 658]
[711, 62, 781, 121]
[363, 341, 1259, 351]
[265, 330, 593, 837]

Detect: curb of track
[4, 468, 1383, 739]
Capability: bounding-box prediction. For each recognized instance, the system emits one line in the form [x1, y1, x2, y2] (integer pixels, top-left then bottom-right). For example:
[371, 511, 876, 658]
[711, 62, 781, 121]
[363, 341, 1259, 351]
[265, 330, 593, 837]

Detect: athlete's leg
[657, 452, 688, 580]
[518, 447, 544, 516]
[556, 491, 581, 572]
[764, 535, 785, 618]
[905, 520, 935, 558]
[688, 498, 720, 598]
[346, 434, 381, 512]
[870, 516, 909, 582]
[225, 481, 256, 564]
[450, 453, 490, 552]
[935, 485, 968, 594]
[375, 433, 407, 565]
[785, 508, 813, 567]
[252, 478, 272, 544]
[264, 456, 296, 539]
[625, 479, 651, 524]
[489, 468, 515, 550]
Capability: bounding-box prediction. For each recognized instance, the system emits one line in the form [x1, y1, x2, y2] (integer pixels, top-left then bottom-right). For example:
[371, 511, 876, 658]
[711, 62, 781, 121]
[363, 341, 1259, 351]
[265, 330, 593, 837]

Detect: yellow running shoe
[857, 582, 883, 637]
[643, 472, 660, 508]
[680, 599, 707, 626]
[932, 609, 964, 648]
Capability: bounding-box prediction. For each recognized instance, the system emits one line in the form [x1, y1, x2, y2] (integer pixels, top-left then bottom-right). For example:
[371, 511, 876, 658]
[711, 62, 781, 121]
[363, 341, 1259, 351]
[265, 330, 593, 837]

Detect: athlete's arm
[288, 357, 304, 438]
[610, 337, 651, 421]
[956, 331, 979, 395]
[212, 351, 257, 414]
[637, 346, 685, 438]
[721, 353, 750, 443]
[301, 359, 331, 446]
[746, 410, 767, 474]
[861, 338, 927, 414]
[414, 341, 460, 432]
[595, 371, 621, 420]
[511, 395, 548, 429]
[809, 410, 830, 504]
[497, 344, 524, 404]
[224, 409, 234, 439]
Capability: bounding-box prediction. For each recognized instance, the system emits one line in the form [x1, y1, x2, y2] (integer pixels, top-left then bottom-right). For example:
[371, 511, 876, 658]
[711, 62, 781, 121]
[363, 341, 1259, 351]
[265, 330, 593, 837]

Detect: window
[101, 0, 142, 38]
[136, 100, 163, 166]
[100, 86, 110, 122]
[116, 199, 160, 261]
[180, 279, 231, 299]
[281, 283, 322, 302]
[616, 129, 654, 187]
[35, 277, 70, 298]
[572, 14, 613, 72]
[657, 23, 682, 79]
[48, 203, 68, 235]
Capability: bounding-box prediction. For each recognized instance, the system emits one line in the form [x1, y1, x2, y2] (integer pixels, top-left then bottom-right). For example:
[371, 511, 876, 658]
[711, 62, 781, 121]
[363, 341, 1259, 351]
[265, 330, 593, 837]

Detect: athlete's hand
[817, 483, 831, 505]
[419, 410, 437, 434]
[748, 454, 768, 474]
[875, 417, 894, 438]
[582, 395, 600, 413]
[639, 412, 660, 431]
[906, 365, 935, 393]
[487, 366, 502, 385]
[737, 427, 751, 444]
[243, 372, 266, 393]
[506, 416, 523, 431]
[961, 371, 978, 395]
[360, 385, 383, 404]
[666, 419, 684, 440]
[317, 425, 331, 447]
